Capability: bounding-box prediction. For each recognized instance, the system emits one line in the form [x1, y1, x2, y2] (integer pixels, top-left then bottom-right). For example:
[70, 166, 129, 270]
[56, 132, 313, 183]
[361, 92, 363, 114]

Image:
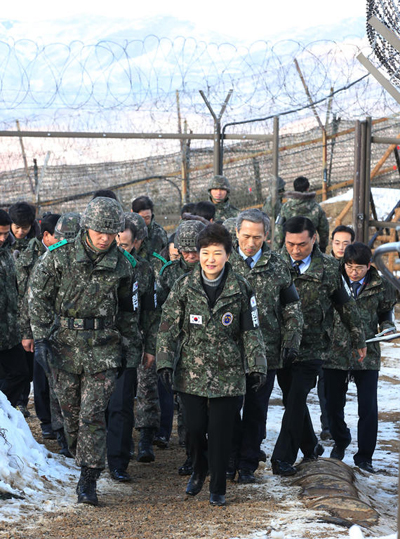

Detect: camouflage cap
[81, 196, 125, 234]
[222, 217, 238, 241]
[54, 212, 81, 239]
[124, 212, 148, 240]
[208, 175, 231, 194]
[175, 220, 206, 252]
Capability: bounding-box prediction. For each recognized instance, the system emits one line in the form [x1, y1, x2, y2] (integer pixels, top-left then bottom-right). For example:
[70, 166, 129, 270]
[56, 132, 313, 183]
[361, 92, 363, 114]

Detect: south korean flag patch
[190, 315, 203, 325]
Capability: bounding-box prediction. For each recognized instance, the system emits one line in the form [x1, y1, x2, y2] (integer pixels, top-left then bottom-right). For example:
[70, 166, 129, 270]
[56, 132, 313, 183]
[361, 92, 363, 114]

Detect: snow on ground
[324, 188, 400, 221]
[0, 334, 399, 538]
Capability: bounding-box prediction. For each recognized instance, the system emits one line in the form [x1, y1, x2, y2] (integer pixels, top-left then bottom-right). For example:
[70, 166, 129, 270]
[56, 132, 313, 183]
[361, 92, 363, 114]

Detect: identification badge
[222, 312, 233, 326]
[190, 315, 203, 325]
[133, 281, 139, 292]
[250, 296, 257, 308]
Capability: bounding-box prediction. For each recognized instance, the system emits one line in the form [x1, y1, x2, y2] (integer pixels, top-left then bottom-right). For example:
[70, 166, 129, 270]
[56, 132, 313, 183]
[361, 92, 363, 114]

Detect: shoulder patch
[152, 252, 168, 265]
[160, 260, 174, 276]
[48, 239, 68, 251]
[122, 249, 137, 268]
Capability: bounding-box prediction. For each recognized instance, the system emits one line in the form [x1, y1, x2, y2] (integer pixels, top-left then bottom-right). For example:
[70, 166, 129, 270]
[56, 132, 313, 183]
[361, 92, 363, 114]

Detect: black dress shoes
[186, 472, 207, 496]
[110, 469, 132, 482]
[357, 461, 375, 473]
[238, 468, 255, 484]
[271, 460, 297, 476]
[178, 456, 193, 476]
[301, 443, 324, 463]
[330, 444, 345, 460]
[209, 493, 226, 506]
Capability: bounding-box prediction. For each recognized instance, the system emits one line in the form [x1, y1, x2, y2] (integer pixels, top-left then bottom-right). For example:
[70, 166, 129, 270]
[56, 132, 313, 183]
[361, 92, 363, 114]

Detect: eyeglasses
[344, 264, 367, 273]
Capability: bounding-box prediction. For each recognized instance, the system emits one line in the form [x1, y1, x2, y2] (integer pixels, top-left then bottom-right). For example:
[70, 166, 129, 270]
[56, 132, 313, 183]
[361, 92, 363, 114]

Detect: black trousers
[272, 360, 321, 465]
[33, 358, 52, 426]
[180, 392, 240, 495]
[156, 378, 174, 440]
[232, 370, 276, 472]
[0, 344, 30, 407]
[17, 350, 33, 407]
[324, 368, 378, 464]
[107, 367, 137, 471]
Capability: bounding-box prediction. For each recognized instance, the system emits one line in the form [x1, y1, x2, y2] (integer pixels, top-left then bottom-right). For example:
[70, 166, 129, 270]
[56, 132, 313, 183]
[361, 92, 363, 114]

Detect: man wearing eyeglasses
[324, 242, 397, 473]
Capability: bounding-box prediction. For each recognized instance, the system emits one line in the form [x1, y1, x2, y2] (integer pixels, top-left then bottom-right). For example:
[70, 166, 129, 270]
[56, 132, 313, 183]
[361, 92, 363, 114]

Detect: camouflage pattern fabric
[156, 263, 267, 398]
[28, 229, 137, 374]
[10, 236, 31, 256]
[15, 237, 46, 340]
[175, 220, 205, 251]
[229, 243, 303, 369]
[324, 265, 397, 371]
[156, 257, 195, 306]
[273, 191, 330, 251]
[222, 217, 238, 241]
[46, 367, 64, 431]
[135, 362, 161, 430]
[210, 198, 240, 222]
[0, 243, 21, 350]
[137, 217, 168, 260]
[279, 245, 366, 361]
[53, 366, 116, 468]
[54, 212, 81, 240]
[262, 195, 283, 222]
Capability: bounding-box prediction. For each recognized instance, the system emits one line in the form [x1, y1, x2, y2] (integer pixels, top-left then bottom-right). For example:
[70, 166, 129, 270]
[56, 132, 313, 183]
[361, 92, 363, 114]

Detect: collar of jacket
[75, 230, 119, 270]
[232, 241, 271, 269]
[343, 265, 381, 293]
[281, 244, 325, 281]
[285, 191, 316, 201]
[187, 262, 239, 304]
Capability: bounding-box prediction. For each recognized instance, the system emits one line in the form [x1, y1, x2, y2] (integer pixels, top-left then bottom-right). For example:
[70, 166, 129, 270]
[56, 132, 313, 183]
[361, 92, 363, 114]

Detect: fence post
[353, 120, 363, 241]
[270, 116, 280, 244]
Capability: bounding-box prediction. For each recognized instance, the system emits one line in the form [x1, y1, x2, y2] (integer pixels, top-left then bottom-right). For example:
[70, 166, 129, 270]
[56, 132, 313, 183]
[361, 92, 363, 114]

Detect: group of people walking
[0, 174, 396, 507]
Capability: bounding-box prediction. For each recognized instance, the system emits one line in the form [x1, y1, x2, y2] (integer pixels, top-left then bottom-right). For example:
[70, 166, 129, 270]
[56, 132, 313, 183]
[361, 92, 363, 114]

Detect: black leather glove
[248, 372, 267, 392]
[282, 347, 298, 367]
[158, 368, 173, 393]
[34, 339, 54, 374]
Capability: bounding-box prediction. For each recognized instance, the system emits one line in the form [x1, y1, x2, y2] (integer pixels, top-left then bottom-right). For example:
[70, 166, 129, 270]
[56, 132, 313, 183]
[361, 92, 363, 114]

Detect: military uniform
[273, 192, 329, 252]
[28, 197, 137, 505]
[10, 220, 41, 258]
[0, 242, 29, 406]
[136, 216, 168, 261]
[271, 245, 365, 468]
[324, 265, 397, 466]
[229, 243, 303, 474]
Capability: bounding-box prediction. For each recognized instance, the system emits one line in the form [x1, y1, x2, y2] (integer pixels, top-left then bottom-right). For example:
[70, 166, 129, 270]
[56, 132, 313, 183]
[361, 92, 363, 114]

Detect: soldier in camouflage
[14, 213, 72, 455]
[0, 209, 30, 407]
[208, 175, 240, 222]
[131, 196, 168, 261]
[228, 209, 303, 483]
[157, 223, 267, 506]
[113, 212, 160, 469]
[271, 216, 366, 477]
[54, 212, 81, 241]
[323, 242, 397, 472]
[273, 176, 329, 252]
[8, 202, 40, 257]
[28, 197, 138, 506]
[262, 176, 285, 222]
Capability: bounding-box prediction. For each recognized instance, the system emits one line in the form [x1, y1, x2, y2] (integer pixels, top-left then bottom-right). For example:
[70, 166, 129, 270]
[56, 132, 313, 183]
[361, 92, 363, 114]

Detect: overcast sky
[1, 0, 367, 44]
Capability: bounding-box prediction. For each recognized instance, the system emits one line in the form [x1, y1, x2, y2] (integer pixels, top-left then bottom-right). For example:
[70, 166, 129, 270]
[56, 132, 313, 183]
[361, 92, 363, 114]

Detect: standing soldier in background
[273, 176, 329, 252]
[28, 197, 137, 506]
[8, 202, 40, 256]
[228, 209, 303, 483]
[262, 176, 285, 222]
[208, 175, 240, 222]
[0, 209, 30, 408]
[131, 196, 168, 260]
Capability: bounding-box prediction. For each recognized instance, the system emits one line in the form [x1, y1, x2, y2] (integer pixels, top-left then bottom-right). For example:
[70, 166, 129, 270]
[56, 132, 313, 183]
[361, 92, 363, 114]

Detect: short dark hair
[293, 176, 310, 192]
[124, 222, 136, 242]
[0, 209, 12, 227]
[197, 223, 232, 255]
[284, 216, 316, 238]
[181, 203, 195, 216]
[40, 213, 61, 236]
[344, 242, 372, 266]
[93, 189, 117, 200]
[131, 196, 154, 214]
[193, 201, 216, 221]
[8, 202, 36, 226]
[331, 225, 355, 242]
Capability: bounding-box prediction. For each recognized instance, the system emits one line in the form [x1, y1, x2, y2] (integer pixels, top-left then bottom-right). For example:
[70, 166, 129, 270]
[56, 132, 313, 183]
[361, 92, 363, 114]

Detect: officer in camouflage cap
[28, 197, 138, 506]
[54, 212, 81, 241]
[208, 175, 240, 222]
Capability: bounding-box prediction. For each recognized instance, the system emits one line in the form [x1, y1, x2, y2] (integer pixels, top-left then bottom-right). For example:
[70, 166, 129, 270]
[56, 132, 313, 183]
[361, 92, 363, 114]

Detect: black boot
[137, 428, 155, 463]
[77, 466, 101, 506]
[55, 429, 73, 458]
